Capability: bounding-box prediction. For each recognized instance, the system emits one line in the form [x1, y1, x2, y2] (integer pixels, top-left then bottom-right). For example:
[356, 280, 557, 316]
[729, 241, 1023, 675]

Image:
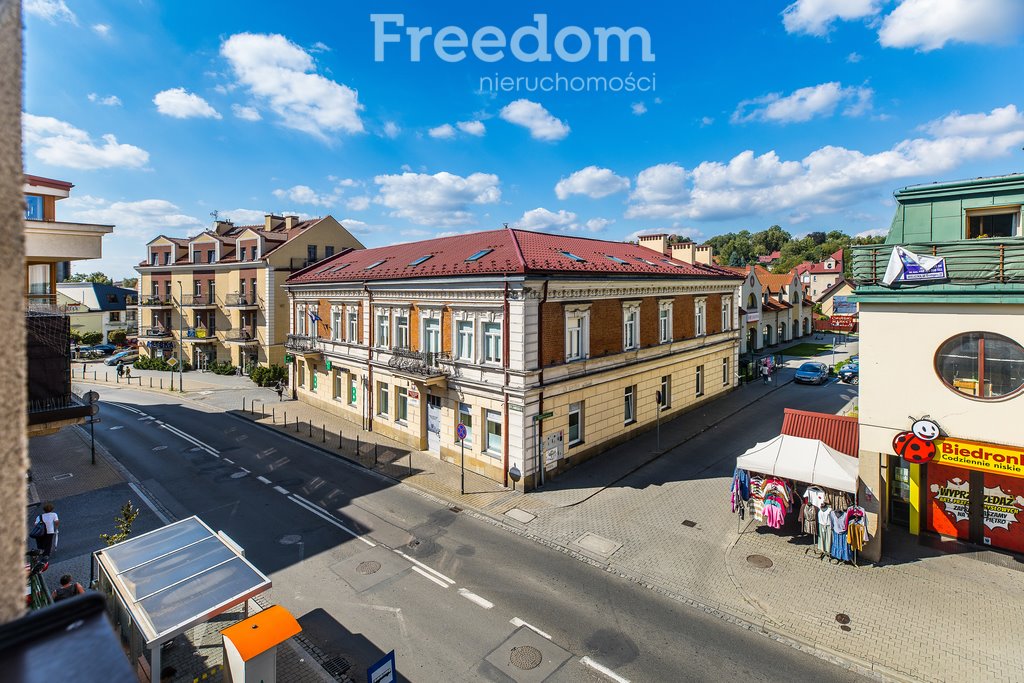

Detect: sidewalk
[27, 426, 337, 683]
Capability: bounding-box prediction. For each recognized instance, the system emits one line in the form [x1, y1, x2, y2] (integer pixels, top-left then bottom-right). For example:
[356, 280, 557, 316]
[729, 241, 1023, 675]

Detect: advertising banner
[933, 437, 1024, 478]
[832, 296, 856, 315]
[927, 463, 970, 540]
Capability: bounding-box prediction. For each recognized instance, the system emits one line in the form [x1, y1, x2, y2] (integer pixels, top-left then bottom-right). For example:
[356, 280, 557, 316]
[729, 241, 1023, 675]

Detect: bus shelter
[93, 516, 271, 682]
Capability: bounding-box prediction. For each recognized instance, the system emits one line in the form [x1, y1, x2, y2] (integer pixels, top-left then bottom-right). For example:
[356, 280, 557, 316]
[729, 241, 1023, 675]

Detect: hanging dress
[816, 505, 832, 553]
[830, 509, 852, 562]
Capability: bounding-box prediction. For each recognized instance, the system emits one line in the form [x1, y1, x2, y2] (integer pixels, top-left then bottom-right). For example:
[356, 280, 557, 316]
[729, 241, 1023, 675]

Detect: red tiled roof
[753, 266, 796, 292]
[287, 228, 743, 284]
[761, 298, 791, 312]
[138, 219, 324, 267]
[781, 409, 858, 457]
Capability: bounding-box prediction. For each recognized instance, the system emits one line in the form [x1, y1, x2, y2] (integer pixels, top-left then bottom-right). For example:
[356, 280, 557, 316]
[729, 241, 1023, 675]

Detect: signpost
[84, 391, 100, 465]
[655, 391, 663, 451]
[456, 422, 468, 494]
[532, 411, 553, 487]
[367, 650, 395, 683]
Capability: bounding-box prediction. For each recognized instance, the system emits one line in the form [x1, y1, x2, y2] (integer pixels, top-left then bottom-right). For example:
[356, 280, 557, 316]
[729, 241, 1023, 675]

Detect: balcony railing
[851, 238, 1024, 287]
[387, 347, 452, 378]
[285, 334, 320, 353]
[185, 327, 216, 339]
[224, 328, 258, 343]
[141, 295, 172, 307]
[180, 294, 217, 307]
[140, 327, 172, 338]
[225, 293, 260, 308]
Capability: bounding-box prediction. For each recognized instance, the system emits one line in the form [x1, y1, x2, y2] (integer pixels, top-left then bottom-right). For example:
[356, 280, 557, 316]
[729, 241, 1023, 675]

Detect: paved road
[84, 382, 868, 683]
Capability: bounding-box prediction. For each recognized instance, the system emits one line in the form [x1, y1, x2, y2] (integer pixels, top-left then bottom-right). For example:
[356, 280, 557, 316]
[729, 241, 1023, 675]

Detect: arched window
[747, 293, 756, 309]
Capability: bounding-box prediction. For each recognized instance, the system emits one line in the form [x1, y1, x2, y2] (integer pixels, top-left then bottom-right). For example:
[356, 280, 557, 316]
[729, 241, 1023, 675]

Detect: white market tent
[736, 434, 859, 493]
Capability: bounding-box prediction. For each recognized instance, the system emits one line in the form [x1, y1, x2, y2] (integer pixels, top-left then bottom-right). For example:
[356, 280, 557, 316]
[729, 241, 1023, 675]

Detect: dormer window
[967, 207, 1020, 239]
[150, 252, 157, 266]
[239, 246, 247, 261]
[163, 252, 170, 265]
[192, 249, 201, 263]
[207, 249, 216, 263]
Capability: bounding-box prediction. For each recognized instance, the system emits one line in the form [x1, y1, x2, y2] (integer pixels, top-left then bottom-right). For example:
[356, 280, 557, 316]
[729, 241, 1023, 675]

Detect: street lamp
[177, 281, 184, 392]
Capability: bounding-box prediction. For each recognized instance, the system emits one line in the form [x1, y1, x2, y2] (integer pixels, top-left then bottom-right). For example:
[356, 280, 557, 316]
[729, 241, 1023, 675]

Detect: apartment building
[725, 265, 811, 354]
[56, 282, 138, 342]
[135, 214, 363, 372]
[850, 173, 1024, 561]
[283, 227, 742, 489]
[795, 248, 844, 300]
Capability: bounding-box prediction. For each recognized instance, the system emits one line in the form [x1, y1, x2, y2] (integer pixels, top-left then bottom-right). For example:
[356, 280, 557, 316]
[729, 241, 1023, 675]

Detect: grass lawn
[779, 342, 838, 357]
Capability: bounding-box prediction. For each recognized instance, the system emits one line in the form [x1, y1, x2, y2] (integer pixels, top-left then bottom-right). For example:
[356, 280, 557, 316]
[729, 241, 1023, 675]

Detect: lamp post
[177, 281, 184, 392]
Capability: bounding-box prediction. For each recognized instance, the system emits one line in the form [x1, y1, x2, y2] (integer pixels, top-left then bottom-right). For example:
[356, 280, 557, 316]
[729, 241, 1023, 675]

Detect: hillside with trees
[704, 226, 885, 276]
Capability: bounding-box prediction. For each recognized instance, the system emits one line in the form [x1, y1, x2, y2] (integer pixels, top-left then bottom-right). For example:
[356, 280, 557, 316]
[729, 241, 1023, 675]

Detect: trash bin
[221, 605, 301, 683]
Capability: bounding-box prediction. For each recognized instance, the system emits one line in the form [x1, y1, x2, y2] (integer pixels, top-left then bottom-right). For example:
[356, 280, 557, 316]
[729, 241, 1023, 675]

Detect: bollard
[322, 424, 326, 443]
[272, 408, 275, 424]
[308, 421, 312, 438]
[338, 428, 342, 449]
[284, 411, 287, 426]
[149, 377, 153, 388]
[409, 449, 413, 476]
[374, 441, 378, 466]
[160, 378, 163, 389]
[243, 397, 246, 412]
[262, 403, 265, 419]
[356, 434, 360, 457]
[105, 372, 109, 382]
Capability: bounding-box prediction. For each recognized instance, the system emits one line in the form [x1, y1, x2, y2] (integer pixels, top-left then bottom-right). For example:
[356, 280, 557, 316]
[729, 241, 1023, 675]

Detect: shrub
[133, 355, 192, 372]
[108, 330, 128, 346]
[209, 360, 237, 375]
[249, 364, 288, 387]
[81, 331, 103, 346]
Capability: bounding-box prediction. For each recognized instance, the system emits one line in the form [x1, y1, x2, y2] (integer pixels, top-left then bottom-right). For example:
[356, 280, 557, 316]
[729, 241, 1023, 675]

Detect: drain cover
[408, 539, 421, 548]
[681, 519, 697, 527]
[321, 655, 352, 677]
[840, 625, 852, 632]
[509, 645, 543, 670]
[835, 613, 851, 625]
[356, 561, 381, 575]
[746, 554, 773, 569]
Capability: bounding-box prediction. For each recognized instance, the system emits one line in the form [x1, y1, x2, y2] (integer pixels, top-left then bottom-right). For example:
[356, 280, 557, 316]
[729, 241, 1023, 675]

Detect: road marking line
[158, 423, 219, 456]
[109, 426, 123, 430]
[128, 482, 171, 525]
[510, 618, 552, 640]
[137, 416, 153, 421]
[273, 486, 290, 495]
[580, 657, 630, 683]
[288, 496, 375, 547]
[239, 467, 250, 474]
[223, 458, 234, 464]
[257, 476, 271, 484]
[108, 402, 144, 415]
[457, 589, 493, 609]
[392, 550, 455, 585]
[411, 566, 449, 588]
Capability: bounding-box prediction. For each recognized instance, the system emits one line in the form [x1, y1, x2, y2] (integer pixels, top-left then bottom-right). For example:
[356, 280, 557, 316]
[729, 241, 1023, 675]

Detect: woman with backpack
[32, 502, 59, 555]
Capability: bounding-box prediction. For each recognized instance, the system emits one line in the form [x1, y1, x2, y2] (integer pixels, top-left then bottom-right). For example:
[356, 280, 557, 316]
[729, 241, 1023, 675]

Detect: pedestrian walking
[51, 574, 85, 602]
[276, 381, 284, 401]
[760, 363, 771, 384]
[116, 361, 124, 378]
[34, 502, 59, 555]
[124, 365, 132, 380]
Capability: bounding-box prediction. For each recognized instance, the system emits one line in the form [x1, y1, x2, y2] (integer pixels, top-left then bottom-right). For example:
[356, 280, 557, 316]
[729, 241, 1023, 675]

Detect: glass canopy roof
[95, 516, 271, 646]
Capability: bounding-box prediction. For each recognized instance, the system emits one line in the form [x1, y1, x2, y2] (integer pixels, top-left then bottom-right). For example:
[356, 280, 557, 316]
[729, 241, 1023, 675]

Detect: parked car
[795, 361, 829, 385]
[838, 363, 859, 384]
[104, 350, 139, 366]
[80, 343, 117, 356]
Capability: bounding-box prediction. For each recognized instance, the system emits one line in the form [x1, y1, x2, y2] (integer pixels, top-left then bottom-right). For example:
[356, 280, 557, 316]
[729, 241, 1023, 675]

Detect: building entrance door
[426, 394, 441, 453]
[888, 455, 911, 528]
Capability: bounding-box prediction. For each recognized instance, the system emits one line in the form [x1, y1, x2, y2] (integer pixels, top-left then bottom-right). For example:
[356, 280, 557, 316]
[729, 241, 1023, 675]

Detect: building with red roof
[722, 264, 812, 354]
[134, 214, 364, 370]
[795, 248, 844, 300]
[283, 227, 743, 488]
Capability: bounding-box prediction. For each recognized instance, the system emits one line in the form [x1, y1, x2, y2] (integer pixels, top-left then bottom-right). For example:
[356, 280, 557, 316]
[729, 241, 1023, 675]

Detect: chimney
[694, 245, 713, 265]
[214, 219, 234, 235]
[671, 243, 695, 264]
[637, 233, 669, 256]
[284, 215, 299, 231]
[264, 214, 284, 231]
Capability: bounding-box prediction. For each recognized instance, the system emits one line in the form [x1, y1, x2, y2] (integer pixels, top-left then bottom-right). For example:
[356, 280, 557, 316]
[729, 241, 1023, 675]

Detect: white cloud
[337, 178, 358, 187]
[632, 102, 648, 116]
[555, 166, 630, 200]
[221, 32, 364, 140]
[782, 0, 882, 36]
[153, 88, 222, 119]
[515, 208, 577, 231]
[23, 113, 149, 170]
[457, 120, 486, 136]
[847, 51, 863, 63]
[24, 0, 76, 24]
[346, 196, 371, 211]
[381, 121, 401, 139]
[428, 124, 456, 139]
[732, 82, 873, 124]
[310, 41, 331, 53]
[88, 93, 121, 107]
[499, 99, 570, 141]
[373, 171, 501, 225]
[219, 209, 267, 224]
[92, 23, 110, 37]
[701, 116, 715, 127]
[62, 196, 203, 239]
[272, 184, 337, 207]
[232, 104, 261, 121]
[626, 104, 1024, 222]
[879, 0, 1024, 50]
[856, 227, 888, 238]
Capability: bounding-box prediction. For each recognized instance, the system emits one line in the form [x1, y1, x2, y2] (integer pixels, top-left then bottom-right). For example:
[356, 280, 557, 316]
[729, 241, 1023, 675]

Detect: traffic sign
[533, 411, 554, 422]
[456, 423, 468, 441]
[83, 390, 99, 403]
[89, 403, 100, 416]
[367, 650, 395, 683]
[167, 357, 179, 368]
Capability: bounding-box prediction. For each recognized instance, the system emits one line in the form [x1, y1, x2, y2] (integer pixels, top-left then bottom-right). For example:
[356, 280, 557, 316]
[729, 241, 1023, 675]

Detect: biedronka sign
[933, 437, 1024, 478]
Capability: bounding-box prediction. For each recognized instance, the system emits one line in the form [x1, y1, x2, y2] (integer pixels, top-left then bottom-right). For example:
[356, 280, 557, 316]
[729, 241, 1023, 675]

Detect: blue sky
[22, 0, 1024, 277]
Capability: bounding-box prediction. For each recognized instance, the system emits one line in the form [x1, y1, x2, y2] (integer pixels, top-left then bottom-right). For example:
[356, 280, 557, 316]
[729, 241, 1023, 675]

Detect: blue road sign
[456, 423, 468, 441]
[368, 650, 395, 683]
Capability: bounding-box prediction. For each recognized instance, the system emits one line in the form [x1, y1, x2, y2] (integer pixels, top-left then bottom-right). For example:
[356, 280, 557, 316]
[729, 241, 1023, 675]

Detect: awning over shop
[736, 434, 859, 493]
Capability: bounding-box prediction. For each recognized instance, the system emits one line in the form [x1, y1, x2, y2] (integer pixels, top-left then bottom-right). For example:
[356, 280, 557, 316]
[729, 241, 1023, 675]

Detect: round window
[935, 332, 1024, 400]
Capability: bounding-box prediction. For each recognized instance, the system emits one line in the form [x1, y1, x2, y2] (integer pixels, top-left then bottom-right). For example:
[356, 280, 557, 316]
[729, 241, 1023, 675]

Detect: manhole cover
[52, 473, 73, 481]
[356, 561, 381, 575]
[230, 471, 248, 479]
[840, 625, 852, 632]
[746, 554, 773, 569]
[835, 613, 851, 625]
[322, 655, 352, 677]
[279, 534, 301, 545]
[408, 539, 421, 548]
[681, 519, 697, 527]
[509, 645, 543, 670]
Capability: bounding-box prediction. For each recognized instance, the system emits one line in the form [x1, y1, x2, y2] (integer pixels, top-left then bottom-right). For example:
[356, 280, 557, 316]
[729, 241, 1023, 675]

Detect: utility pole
[177, 281, 184, 392]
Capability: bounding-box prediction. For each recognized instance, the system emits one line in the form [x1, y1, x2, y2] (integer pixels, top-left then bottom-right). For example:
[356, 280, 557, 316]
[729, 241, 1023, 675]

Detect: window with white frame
[347, 373, 357, 405]
[334, 371, 343, 399]
[658, 300, 673, 343]
[722, 299, 731, 331]
[296, 305, 306, 336]
[396, 387, 408, 422]
[376, 311, 390, 348]
[377, 381, 389, 416]
[966, 206, 1021, 239]
[423, 317, 441, 353]
[695, 364, 704, 397]
[395, 314, 410, 349]
[297, 360, 305, 387]
[346, 309, 358, 343]
[660, 375, 671, 409]
[457, 403, 473, 446]
[623, 302, 640, 351]
[485, 410, 502, 457]
[455, 320, 474, 361]
[330, 308, 342, 340]
[624, 385, 636, 424]
[483, 322, 502, 363]
[722, 358, 729, 385]
[568, 402, 583, 446]
[565, 304, 591, 361]
[695, 298, 707, 336]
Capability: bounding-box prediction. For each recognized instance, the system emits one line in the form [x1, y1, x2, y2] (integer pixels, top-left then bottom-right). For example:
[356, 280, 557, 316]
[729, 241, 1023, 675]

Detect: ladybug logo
[893, 417, 941, 464]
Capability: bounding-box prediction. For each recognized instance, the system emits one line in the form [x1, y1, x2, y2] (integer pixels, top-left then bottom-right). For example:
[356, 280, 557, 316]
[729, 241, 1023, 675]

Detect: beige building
[284, 228, 742, 489]
[795, 249, 844, 301]
[56, 282, 138, 343]
[817, 278, 856, 318]
[135, 215, 363, 372]
[722, 265, 811, 354]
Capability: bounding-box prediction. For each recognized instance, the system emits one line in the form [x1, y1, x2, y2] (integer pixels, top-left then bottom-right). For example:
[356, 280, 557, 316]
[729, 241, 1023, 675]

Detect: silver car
[794, 361, 829, 385]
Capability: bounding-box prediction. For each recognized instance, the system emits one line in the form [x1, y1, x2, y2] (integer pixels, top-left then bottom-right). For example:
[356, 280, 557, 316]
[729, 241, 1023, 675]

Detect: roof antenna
[210, 210, 219, 221]
[503, 222, 509, 229]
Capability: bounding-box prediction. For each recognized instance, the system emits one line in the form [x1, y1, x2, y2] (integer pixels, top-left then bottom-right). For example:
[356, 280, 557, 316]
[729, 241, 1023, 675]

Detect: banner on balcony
[881, 246, 947, 286]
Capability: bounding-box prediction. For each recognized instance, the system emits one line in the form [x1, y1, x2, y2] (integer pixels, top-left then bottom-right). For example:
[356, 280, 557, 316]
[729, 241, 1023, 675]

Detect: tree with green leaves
[81, 331, 103, 346]
[65, 271, 112, 285]
[101, 501, 140, 546]
[108, 330, 128, 346]
[119, 277, 138, 289]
